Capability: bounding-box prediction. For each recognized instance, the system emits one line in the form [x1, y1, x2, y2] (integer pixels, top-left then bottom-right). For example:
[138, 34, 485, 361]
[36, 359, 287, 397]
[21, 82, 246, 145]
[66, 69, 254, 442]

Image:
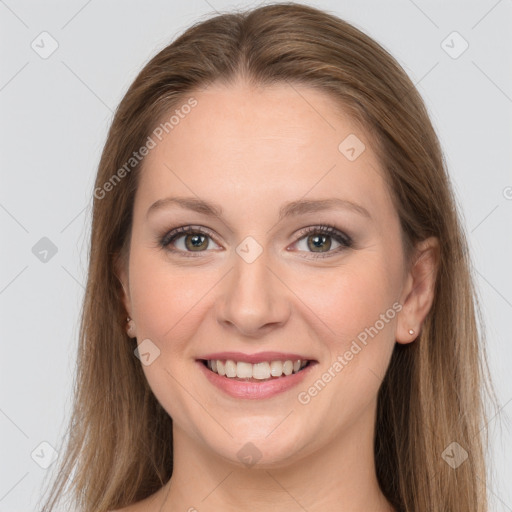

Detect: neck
[160, 399, 394, 512]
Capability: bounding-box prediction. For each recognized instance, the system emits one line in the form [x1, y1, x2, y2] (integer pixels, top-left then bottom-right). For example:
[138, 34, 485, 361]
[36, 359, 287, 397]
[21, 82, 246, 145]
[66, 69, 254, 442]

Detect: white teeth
[225, 360, 237, 378]
[252, 362, 271, 380]
[270, 360, 283, 377]
[206, 358, 309, 379]
[282, 360, 293, 376]
[236, 361, 253, 378]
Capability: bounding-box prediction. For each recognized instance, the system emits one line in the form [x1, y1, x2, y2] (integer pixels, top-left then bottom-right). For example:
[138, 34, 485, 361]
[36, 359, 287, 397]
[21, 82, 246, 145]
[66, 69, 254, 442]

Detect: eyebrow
[146, 196, 372, 222]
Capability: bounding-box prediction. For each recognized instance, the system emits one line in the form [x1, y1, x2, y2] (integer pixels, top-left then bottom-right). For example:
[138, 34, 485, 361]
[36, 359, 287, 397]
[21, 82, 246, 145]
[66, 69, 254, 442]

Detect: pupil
[187, 234, 207, 250]
[309, 234, 330, 252]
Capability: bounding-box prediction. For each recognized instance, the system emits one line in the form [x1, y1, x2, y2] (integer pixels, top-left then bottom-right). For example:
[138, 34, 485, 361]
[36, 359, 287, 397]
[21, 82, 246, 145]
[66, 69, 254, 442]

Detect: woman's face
[120, 81, 416, 467]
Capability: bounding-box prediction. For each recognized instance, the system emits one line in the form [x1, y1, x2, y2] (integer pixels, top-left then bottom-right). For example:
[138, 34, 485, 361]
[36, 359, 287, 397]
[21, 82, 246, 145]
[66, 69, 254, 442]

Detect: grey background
[1, 0, 511, 510]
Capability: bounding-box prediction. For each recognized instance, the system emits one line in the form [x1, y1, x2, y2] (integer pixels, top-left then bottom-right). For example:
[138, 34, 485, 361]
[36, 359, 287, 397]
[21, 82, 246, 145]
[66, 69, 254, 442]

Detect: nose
[215, 247, 291, 337]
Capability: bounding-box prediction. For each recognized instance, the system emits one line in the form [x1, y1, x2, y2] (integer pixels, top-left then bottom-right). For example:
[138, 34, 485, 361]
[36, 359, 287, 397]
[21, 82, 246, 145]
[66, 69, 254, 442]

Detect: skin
[115, 79, 439, 512]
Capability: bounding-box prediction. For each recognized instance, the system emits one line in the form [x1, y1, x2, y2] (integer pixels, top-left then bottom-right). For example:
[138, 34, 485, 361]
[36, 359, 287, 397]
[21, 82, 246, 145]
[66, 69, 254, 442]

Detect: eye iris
[308, 234, 331, 252]
[185, 233, 208, 251]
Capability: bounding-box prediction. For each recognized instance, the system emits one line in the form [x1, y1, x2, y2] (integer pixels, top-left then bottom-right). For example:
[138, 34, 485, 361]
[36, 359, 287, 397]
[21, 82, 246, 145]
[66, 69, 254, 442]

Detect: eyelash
[158, 224, 353, 259]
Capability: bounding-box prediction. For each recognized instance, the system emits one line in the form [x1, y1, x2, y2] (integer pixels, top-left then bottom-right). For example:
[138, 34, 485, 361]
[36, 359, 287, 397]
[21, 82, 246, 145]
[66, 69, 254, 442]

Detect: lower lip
[197, 360, 316, 400]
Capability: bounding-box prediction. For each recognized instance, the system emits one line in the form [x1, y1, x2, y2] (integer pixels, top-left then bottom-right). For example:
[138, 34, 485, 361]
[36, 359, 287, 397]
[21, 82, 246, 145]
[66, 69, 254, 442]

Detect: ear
[114, 251, 132, 319]
[396, 236, 440, 344]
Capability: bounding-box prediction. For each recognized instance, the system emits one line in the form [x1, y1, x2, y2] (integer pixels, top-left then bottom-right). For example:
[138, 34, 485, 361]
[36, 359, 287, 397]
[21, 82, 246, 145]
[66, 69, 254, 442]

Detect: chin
[202, 420, 314, 469]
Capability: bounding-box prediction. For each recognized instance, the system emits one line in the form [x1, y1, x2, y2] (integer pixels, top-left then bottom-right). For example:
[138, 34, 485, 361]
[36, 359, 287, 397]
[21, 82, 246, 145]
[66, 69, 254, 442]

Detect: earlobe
[126, 317, 137, 338]
[396, 236, 440, 344]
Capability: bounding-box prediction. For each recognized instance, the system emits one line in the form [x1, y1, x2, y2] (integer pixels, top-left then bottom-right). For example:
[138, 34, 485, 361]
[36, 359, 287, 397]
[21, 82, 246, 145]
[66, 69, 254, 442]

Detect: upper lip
[198, 351, 316, 364]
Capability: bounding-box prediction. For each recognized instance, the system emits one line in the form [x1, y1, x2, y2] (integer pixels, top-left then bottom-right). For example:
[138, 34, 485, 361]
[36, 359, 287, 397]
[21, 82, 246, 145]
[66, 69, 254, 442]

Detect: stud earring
[126, 317, 136, 338]
[408, 329, 415, 335]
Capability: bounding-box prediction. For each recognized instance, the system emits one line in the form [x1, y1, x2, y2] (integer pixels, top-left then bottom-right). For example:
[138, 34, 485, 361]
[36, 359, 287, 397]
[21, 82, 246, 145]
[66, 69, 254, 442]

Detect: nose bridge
[216, 237, 290, 334]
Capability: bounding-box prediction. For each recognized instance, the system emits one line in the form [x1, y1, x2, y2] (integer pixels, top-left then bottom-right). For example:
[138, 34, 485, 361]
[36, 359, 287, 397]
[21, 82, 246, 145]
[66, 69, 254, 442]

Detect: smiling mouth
[199, 358, 314, 382]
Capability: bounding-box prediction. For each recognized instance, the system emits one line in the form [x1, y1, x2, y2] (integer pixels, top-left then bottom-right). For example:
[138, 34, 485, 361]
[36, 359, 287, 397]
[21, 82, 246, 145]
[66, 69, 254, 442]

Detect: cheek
[129, 248, 216, 349]
[296, 260, 400, 420]
[127, 250, 213, 425]
[304, 258, 400, 347]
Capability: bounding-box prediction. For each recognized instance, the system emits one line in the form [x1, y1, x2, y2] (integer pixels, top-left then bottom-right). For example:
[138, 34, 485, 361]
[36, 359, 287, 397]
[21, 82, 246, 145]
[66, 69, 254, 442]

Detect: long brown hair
[39, 3, 498, 511]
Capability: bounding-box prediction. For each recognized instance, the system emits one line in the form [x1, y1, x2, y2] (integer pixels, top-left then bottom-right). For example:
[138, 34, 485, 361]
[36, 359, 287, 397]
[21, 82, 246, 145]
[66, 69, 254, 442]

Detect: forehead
[135, 81, 394, 223]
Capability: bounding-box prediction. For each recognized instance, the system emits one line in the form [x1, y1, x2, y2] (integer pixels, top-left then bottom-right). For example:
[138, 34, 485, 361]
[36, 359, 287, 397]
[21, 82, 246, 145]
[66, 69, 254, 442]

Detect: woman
[40, 3, 498, 511]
